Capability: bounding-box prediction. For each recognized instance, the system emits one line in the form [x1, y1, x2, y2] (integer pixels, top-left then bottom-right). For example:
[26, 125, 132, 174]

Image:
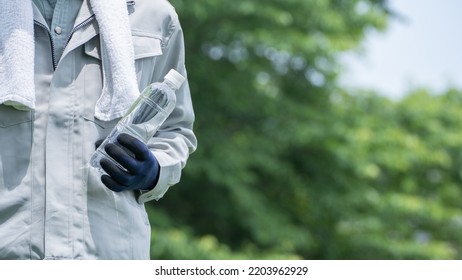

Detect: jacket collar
[74, 0, 94, 29]
[32, 0, 136, 62]
[32, 2, 48, 30]
[33, 0, 135, 29]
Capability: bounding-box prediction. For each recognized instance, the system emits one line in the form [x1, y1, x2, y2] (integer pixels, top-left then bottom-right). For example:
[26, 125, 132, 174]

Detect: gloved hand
[98, 133, 159, 192]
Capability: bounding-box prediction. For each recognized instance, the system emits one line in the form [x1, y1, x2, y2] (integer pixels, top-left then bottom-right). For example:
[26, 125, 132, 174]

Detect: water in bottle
[90, 69, 185, 175]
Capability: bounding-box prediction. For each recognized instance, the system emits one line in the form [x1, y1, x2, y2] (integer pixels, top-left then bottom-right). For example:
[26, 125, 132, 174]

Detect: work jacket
[0, 0, 196, 259]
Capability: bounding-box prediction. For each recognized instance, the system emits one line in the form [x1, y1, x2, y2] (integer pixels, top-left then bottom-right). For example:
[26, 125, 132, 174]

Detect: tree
[145, 0, 462, 260]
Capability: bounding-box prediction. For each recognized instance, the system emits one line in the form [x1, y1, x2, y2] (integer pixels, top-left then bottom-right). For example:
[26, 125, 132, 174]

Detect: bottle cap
[164, 69, 185, 90]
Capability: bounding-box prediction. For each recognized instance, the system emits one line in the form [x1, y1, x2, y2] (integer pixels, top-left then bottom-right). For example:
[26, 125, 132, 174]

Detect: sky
[339, 0, 462, 99]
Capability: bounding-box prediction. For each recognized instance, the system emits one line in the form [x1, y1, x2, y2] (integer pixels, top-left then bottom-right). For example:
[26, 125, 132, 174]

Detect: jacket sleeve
[137, 12, 197, 204]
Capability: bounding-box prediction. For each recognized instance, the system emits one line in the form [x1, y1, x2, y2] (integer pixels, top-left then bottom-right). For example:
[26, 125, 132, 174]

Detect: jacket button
[54, 26, 62, 35]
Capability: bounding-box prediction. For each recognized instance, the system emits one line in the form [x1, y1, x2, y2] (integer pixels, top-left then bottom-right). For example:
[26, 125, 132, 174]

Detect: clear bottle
[90, 69, 185, 175]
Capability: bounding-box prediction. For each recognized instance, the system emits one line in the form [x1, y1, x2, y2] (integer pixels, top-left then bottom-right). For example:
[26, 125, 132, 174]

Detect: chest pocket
[84, 34, 163, 63]
[82, 34, 163, 139]
[131, 35, 163, 60]
[84, 33, 163, 100]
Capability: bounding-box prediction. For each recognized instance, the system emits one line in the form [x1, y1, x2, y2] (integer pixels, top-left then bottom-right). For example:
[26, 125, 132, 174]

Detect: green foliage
[145, 0, 462, 260]
[315, 89, 462, 259]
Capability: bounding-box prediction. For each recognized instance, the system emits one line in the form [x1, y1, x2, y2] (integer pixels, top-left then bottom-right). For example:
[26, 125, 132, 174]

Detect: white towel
[0, 0, 139, 121]
[0, 1, 35, 111]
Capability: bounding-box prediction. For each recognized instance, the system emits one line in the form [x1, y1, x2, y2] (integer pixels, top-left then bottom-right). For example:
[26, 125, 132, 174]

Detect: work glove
[96, 133, 160, 192]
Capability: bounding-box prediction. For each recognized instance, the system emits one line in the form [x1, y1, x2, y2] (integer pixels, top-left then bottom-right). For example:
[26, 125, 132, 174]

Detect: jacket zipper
[34, 20, 57, 71]
[67, 0, 135, 50]
[61, 14, 96, 59]
[33, 15, 96, 71]
[34, 1, 134, 71]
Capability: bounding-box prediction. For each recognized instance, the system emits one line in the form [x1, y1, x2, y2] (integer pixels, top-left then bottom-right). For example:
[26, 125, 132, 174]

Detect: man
[0, 0, 197, 259]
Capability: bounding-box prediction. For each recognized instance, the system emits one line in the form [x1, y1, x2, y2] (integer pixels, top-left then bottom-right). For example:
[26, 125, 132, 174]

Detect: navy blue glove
[99, 133, 160, 192]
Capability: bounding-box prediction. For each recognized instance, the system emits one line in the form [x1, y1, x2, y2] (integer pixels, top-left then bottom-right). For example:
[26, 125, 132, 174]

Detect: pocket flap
[83, 115, 120, 129]
[0, 105, 33, 127]
[84, 35, 163, 60]
[132, 35, 163, 59]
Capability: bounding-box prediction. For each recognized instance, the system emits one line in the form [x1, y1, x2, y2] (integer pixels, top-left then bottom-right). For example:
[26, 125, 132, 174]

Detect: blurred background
[146, 0, 462, 259]
[340, 0, 462, 99]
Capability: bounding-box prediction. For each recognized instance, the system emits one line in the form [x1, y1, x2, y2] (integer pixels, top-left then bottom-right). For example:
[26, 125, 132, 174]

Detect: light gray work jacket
[0, 0, 196, 259]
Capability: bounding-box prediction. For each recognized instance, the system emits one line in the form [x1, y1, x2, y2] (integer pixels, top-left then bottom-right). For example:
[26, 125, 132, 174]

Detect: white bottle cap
[164, 69, 185, 90]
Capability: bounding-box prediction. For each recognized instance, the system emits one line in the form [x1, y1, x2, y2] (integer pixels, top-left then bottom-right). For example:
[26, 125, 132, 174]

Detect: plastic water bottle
[90, 69, 185, 175]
